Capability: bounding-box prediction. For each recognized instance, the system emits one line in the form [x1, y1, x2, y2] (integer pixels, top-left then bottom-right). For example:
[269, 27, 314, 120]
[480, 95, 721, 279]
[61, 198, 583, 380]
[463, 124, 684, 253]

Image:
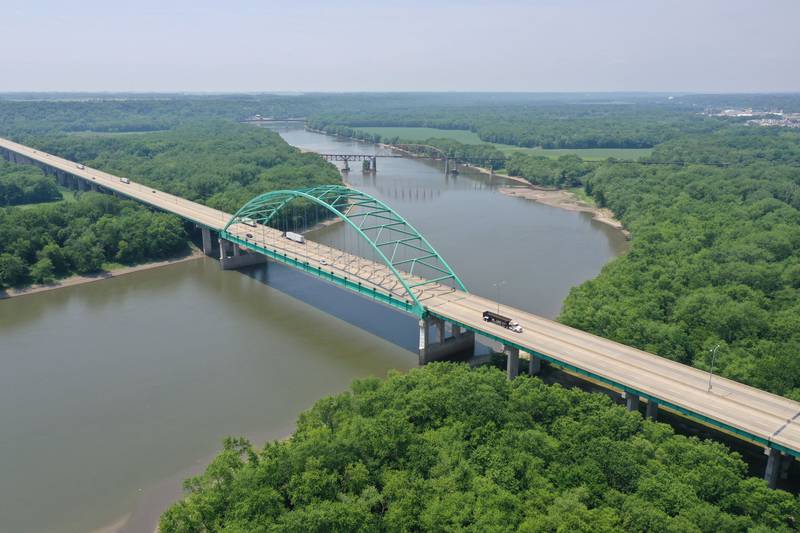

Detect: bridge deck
[3, 136, 800, 456]
[0, 137, 229, 230]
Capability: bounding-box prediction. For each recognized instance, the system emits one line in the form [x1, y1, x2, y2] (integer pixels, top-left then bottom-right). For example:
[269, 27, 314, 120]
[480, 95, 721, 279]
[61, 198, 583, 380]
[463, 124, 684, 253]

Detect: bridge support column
[625, 392, 640, 412]
[219, 238, 268, 270]
[201, 227, 213, 256]
[528, 352, 541, 376]
[504, 345, 519, 380]
[765, 448, 782, 489]
[418, 317, 474, 365]
[77, 178, 87, 191]
[371, 157, 377, 172]
[90, 182, 98, 192]
[444, 157, 449, 175]
[646, 400, 658, 420]
[431, 317, 445, 345]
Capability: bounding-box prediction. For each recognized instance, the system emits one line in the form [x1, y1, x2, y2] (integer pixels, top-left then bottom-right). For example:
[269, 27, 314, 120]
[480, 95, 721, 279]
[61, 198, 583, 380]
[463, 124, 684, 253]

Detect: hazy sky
[2, 0, 798, 93]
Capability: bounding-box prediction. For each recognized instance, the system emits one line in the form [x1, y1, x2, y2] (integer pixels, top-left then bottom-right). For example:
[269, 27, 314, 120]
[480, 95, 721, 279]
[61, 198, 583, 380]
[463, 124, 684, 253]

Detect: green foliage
[160, 364, 800, 532]
[33, 121, 341, 214]
[560, 127, 800, 398]
[0, 194, 188, 287]
[309, 101, 724, 150]
[0, 160, 61, 206]
[505, 152, 593, 187]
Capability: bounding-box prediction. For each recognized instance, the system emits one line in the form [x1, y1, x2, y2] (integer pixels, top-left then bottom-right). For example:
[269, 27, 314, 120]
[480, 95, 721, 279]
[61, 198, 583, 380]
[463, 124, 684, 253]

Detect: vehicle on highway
[284, 231, 305, 244]
[241, 217, 257, 228]
[482, 310, 523, 333]
[319, 258, 329, 266]
[76, 164, 85, 169]
[245, 232, 254, 239]
[120, 177, 130, 184]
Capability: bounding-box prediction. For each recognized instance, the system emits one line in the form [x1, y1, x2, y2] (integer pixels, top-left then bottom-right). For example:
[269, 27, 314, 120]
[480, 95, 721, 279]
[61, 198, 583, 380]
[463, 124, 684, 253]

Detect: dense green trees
[560, 127, 800, 398]
[505, 153, 593, 188]
[0, 194, 188, 287]
[160, 364, 800, 532]
[33, 122, 340, 213]
[0, 160, 61, 206]
[309, 103, 724, 150]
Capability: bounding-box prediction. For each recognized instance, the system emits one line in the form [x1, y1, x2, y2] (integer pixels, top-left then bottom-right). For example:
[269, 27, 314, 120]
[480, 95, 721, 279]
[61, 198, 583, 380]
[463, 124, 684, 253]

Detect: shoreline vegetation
[0, 248, 205, 300]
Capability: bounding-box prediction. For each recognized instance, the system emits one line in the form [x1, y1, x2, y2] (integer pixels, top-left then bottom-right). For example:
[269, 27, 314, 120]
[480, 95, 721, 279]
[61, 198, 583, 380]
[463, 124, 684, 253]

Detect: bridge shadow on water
[238, 260, 421, 353]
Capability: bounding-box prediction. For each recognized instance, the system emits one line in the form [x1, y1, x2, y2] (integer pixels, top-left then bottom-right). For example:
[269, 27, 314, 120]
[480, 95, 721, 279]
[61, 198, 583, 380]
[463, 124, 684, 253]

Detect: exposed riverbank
[499, 185, 629, 237]
[0, 248, 205, 300]
[303, 127, 627, 237]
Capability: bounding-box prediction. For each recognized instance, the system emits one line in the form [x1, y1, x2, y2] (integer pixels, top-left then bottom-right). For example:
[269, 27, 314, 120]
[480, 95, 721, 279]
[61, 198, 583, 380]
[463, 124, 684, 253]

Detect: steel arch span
[220, 185, 467, 315]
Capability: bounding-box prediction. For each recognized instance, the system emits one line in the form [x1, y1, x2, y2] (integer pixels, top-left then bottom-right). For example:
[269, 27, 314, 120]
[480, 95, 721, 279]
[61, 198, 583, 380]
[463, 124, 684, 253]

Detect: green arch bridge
[2, 137, 799, 487]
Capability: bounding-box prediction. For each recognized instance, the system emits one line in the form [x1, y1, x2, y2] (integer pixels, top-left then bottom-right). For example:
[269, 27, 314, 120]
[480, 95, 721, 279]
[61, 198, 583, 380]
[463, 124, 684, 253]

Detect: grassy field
[357, 126, 652, 161]
[358, 127, 484, 144]
[494, 145, 653, 161]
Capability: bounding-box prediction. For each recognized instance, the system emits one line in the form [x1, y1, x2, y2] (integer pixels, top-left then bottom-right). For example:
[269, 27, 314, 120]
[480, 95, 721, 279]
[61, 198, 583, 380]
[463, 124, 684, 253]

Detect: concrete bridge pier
[765, 448, 783, 488]
[646, 400, 658, 420]
[624, 392, 640, 412]
[200, 227, 214, 256]
[528, 352, 541, 376]
[219, 238, 268, 270]
[418, 316, 475, 365]
[504, 345, 520, 380]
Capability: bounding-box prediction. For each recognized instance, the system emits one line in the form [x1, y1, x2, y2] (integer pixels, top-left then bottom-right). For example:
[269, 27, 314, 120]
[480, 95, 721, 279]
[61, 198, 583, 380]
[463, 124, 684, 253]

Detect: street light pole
[707, 344, 720, 392]
[492, 280, 506, 314]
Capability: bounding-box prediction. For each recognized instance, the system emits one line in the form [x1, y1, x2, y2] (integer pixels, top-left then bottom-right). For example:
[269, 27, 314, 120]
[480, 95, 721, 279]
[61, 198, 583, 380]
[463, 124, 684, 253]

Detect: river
[0, 124, 627, 532]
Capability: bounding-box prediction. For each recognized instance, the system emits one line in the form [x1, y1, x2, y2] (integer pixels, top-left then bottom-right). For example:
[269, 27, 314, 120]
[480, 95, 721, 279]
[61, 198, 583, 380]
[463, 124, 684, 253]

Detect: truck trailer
[482, 310, 523, 333]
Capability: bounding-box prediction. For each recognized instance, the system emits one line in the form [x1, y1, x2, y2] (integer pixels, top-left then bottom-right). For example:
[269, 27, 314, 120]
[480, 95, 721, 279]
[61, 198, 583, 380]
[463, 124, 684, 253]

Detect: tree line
[160, 363, 800, 532]
[0, 193, 187, 287]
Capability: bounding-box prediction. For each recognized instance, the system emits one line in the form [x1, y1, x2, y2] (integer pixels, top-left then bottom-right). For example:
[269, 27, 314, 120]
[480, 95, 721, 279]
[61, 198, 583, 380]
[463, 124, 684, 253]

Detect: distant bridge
[240, 117, 307, 124]
[318, 150, 506, 174]
[1, 136, 798, 488]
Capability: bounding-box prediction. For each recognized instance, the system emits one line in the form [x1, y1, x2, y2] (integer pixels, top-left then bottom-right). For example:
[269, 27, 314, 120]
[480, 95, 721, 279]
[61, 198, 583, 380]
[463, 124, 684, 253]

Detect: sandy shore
[0, 248, 206, 300]
[499, 186, 628, 236]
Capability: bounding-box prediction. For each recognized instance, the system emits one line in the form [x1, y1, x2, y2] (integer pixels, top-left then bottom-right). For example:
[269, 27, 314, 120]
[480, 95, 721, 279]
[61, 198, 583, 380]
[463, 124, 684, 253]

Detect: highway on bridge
[2, 136, 799, 476]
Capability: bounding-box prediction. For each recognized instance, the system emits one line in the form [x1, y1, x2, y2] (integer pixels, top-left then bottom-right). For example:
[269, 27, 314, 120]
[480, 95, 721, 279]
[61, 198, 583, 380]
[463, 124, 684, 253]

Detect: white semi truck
[284, 231, 305, 244]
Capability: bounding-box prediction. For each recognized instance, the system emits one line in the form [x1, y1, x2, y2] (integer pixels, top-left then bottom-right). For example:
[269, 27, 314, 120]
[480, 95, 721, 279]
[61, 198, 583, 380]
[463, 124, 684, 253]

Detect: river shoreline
[0, 248, 206, 300]
[305, 127, 627, 237]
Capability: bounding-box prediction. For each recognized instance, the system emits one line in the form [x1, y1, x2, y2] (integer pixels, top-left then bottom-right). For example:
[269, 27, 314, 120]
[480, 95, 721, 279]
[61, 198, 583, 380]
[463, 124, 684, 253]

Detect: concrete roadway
[3, 136, 800, 457]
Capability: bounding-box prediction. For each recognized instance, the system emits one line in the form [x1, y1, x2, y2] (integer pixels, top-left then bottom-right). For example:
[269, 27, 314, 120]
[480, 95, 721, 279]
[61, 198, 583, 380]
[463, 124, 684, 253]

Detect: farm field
[357, 126, 652, 160]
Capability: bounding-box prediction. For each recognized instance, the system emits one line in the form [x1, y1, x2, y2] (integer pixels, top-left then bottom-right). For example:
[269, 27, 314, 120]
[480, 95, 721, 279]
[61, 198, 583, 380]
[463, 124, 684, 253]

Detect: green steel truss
[221, 185, 467, 316]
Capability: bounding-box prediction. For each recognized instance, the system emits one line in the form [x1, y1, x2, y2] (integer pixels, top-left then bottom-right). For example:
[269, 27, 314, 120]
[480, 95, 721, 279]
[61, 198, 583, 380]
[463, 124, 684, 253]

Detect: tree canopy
[160, 364, 800, 533]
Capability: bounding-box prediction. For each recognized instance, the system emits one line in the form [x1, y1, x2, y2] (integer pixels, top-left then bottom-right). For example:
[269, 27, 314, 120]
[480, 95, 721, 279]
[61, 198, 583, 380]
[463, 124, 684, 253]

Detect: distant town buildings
[702, 108, 800, 128]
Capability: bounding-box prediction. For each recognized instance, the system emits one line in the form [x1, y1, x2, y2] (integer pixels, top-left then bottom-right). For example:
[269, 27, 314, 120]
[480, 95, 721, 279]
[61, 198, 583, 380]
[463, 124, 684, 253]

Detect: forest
[33, 121, 341, 213]
[560, 127, 800, 399]
[0, 193, 187, 287]
[160, 364, 799, 532]
[0, 159, 61, 206]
